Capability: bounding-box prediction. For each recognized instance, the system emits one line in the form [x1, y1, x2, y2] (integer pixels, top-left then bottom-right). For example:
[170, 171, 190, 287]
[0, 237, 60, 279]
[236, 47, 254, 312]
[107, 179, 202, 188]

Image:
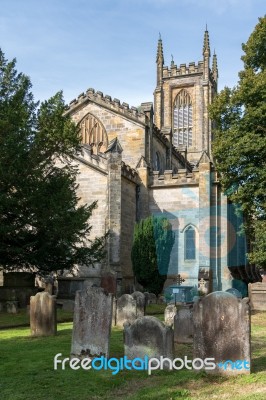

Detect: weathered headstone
[193, 292, 250, 375]
[148, 293, 157, 304]
[174, 305, 193, 343]
[164, 304, 177, 327]
[124, 316, 174, 364]
[6, 300, 19, 314]
[116, 294, 137, 328]
[30, 291, 57, 336]
[226, 288, 242, 298]
[71, 287, 113, 358]
[100, 271, 117, 294]
[248, 282, 266, 311]
[157, 295, 165, 304]
[132, 291, 146, 317]
[144, 292, 150, 306]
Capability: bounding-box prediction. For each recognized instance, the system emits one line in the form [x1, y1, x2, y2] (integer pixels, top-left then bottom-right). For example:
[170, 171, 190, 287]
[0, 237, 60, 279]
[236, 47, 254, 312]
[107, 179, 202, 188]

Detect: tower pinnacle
[203, 27, 210, 56]
[212, 50, 218, 82]
[156, 33, 164, 64]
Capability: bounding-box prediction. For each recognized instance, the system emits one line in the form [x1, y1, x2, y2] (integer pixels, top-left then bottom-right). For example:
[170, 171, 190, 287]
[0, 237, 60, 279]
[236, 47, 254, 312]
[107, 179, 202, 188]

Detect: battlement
[162, 61, 205, 78]
[74, 145, 108, 174]
[150, 169, 199, 187]
[121, 161, 139, 183]
[66, 88, 146, 124]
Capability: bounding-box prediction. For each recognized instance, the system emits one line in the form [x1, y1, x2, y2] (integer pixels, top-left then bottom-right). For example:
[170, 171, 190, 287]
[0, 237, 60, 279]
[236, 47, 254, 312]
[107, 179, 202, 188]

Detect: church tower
[153, 28, 218, 165]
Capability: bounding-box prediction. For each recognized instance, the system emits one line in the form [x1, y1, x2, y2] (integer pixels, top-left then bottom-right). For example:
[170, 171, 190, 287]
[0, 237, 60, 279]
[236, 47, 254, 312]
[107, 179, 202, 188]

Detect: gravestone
[193, 292, 250, 375]
[71, 287, 113, 358]
[226, 288, 242, 298]
[174, 305, 193, 343]
[248, 283, 266, 311]
[144, 292, 150, 306]
[6, 301, 19, 314]
[100, 271, 117, 294]
[116, 294, 137, 327]
[30, 292, 57, 336]
[164, 304, 177, 327]
[157, 295, 165, 304]
[124, 316, 174, 364]
[148, 293, 157, 304]
[132, 291, 146, 317]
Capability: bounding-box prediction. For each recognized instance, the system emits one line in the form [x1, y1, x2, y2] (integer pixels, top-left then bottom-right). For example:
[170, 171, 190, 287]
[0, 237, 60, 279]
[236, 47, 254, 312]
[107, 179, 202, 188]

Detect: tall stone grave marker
[193, 292, 250, 375]
[116, 294, 137, 327]
[132, 291, 146, 317]
[71, 287, 113, 358]
[124, 316, 173, 364]
[30, 291, 57, 336]
[174, 305, 193, 343]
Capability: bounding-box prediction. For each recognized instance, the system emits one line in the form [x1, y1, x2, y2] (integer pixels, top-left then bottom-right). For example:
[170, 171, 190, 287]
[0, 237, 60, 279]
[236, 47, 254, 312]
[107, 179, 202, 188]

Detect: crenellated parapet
[162, 61, 204, 78]
[150, 169, 199, 187]
[121, 161, 139, 184]
[65, 88, 146, 125]
[74, 144, 108, 174]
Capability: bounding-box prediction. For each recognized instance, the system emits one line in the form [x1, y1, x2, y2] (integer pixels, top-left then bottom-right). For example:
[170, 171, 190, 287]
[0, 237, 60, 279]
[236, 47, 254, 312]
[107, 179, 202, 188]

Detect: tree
[209, 16, 266, 269]
[0, 49, 106, 274]
[131, 216, 175, 295]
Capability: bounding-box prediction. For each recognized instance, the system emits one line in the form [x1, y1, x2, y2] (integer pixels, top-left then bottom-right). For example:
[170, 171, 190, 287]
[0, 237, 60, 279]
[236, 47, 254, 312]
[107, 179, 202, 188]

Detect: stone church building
[65, 30, 259, 295]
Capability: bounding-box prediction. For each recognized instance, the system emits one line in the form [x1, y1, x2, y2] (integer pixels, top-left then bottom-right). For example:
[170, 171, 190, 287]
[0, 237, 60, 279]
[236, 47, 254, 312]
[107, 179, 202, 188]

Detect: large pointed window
[173, 90, 193, 147]
[79, 113, 108, 154]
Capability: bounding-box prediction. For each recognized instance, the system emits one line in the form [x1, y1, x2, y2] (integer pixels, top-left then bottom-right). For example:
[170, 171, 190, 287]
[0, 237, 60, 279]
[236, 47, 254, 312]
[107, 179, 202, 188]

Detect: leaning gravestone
[132, 291, 146, 317]
[71, 287, 113, 358]
[124, 316, 173, 364]
[164, 304, 177, 327]
[193, 291, 250, 375]
[30, 291, 57, 336]
[174, 305, 193, 343]
[116, 294, 137, 328]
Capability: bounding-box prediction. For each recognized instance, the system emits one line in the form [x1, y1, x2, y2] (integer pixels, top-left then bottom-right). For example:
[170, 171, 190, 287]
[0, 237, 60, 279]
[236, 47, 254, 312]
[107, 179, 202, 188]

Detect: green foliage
[0, 49, 106, 274]
[209, 16, 266, 269]
[131, 215, 175, 295]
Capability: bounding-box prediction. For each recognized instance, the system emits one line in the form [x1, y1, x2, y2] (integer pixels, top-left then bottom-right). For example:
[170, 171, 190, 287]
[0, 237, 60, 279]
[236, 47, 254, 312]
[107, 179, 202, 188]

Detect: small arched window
[173, 90, 193, 148]
[184, 226, 196, 260]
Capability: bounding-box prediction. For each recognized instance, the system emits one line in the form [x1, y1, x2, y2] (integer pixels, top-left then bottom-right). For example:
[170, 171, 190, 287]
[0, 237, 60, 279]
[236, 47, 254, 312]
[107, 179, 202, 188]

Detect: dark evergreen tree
[0, 49, 106, 274]
[131, 216, 175, 295]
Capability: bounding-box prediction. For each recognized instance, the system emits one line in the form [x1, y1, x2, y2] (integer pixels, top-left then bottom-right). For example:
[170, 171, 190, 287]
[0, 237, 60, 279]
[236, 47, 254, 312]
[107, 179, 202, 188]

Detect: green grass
[0, 309, 73, 328]
[0, 311, 265, 399]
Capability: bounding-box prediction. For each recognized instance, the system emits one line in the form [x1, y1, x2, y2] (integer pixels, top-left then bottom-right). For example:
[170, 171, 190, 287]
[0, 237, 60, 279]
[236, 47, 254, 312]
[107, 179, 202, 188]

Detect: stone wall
[75, 154, 108, 241]
[121, 176, 137, 287]
[69, 96, 146, 168]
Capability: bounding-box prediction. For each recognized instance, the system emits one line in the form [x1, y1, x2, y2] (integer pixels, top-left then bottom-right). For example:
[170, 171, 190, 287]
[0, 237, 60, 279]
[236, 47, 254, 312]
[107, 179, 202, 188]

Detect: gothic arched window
[79, 113, 108, 154]
[154, 151, 161, 172]
[173, 90, 193, 147]
[184, 226, 196, 260]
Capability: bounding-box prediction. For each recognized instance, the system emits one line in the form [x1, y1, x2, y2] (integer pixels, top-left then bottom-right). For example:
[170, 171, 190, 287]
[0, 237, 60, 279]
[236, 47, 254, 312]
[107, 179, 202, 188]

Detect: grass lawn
[0, 310, 265, 400]
[0, 309, 73, 328]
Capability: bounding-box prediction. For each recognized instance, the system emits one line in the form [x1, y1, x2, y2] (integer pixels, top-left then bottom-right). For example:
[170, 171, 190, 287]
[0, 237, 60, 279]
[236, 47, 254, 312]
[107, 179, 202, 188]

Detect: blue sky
[0, 0, 265, 107]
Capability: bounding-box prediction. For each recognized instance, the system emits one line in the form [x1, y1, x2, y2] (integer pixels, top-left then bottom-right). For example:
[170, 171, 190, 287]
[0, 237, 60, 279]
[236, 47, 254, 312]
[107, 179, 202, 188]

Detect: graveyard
[0, 297, 265, 400]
